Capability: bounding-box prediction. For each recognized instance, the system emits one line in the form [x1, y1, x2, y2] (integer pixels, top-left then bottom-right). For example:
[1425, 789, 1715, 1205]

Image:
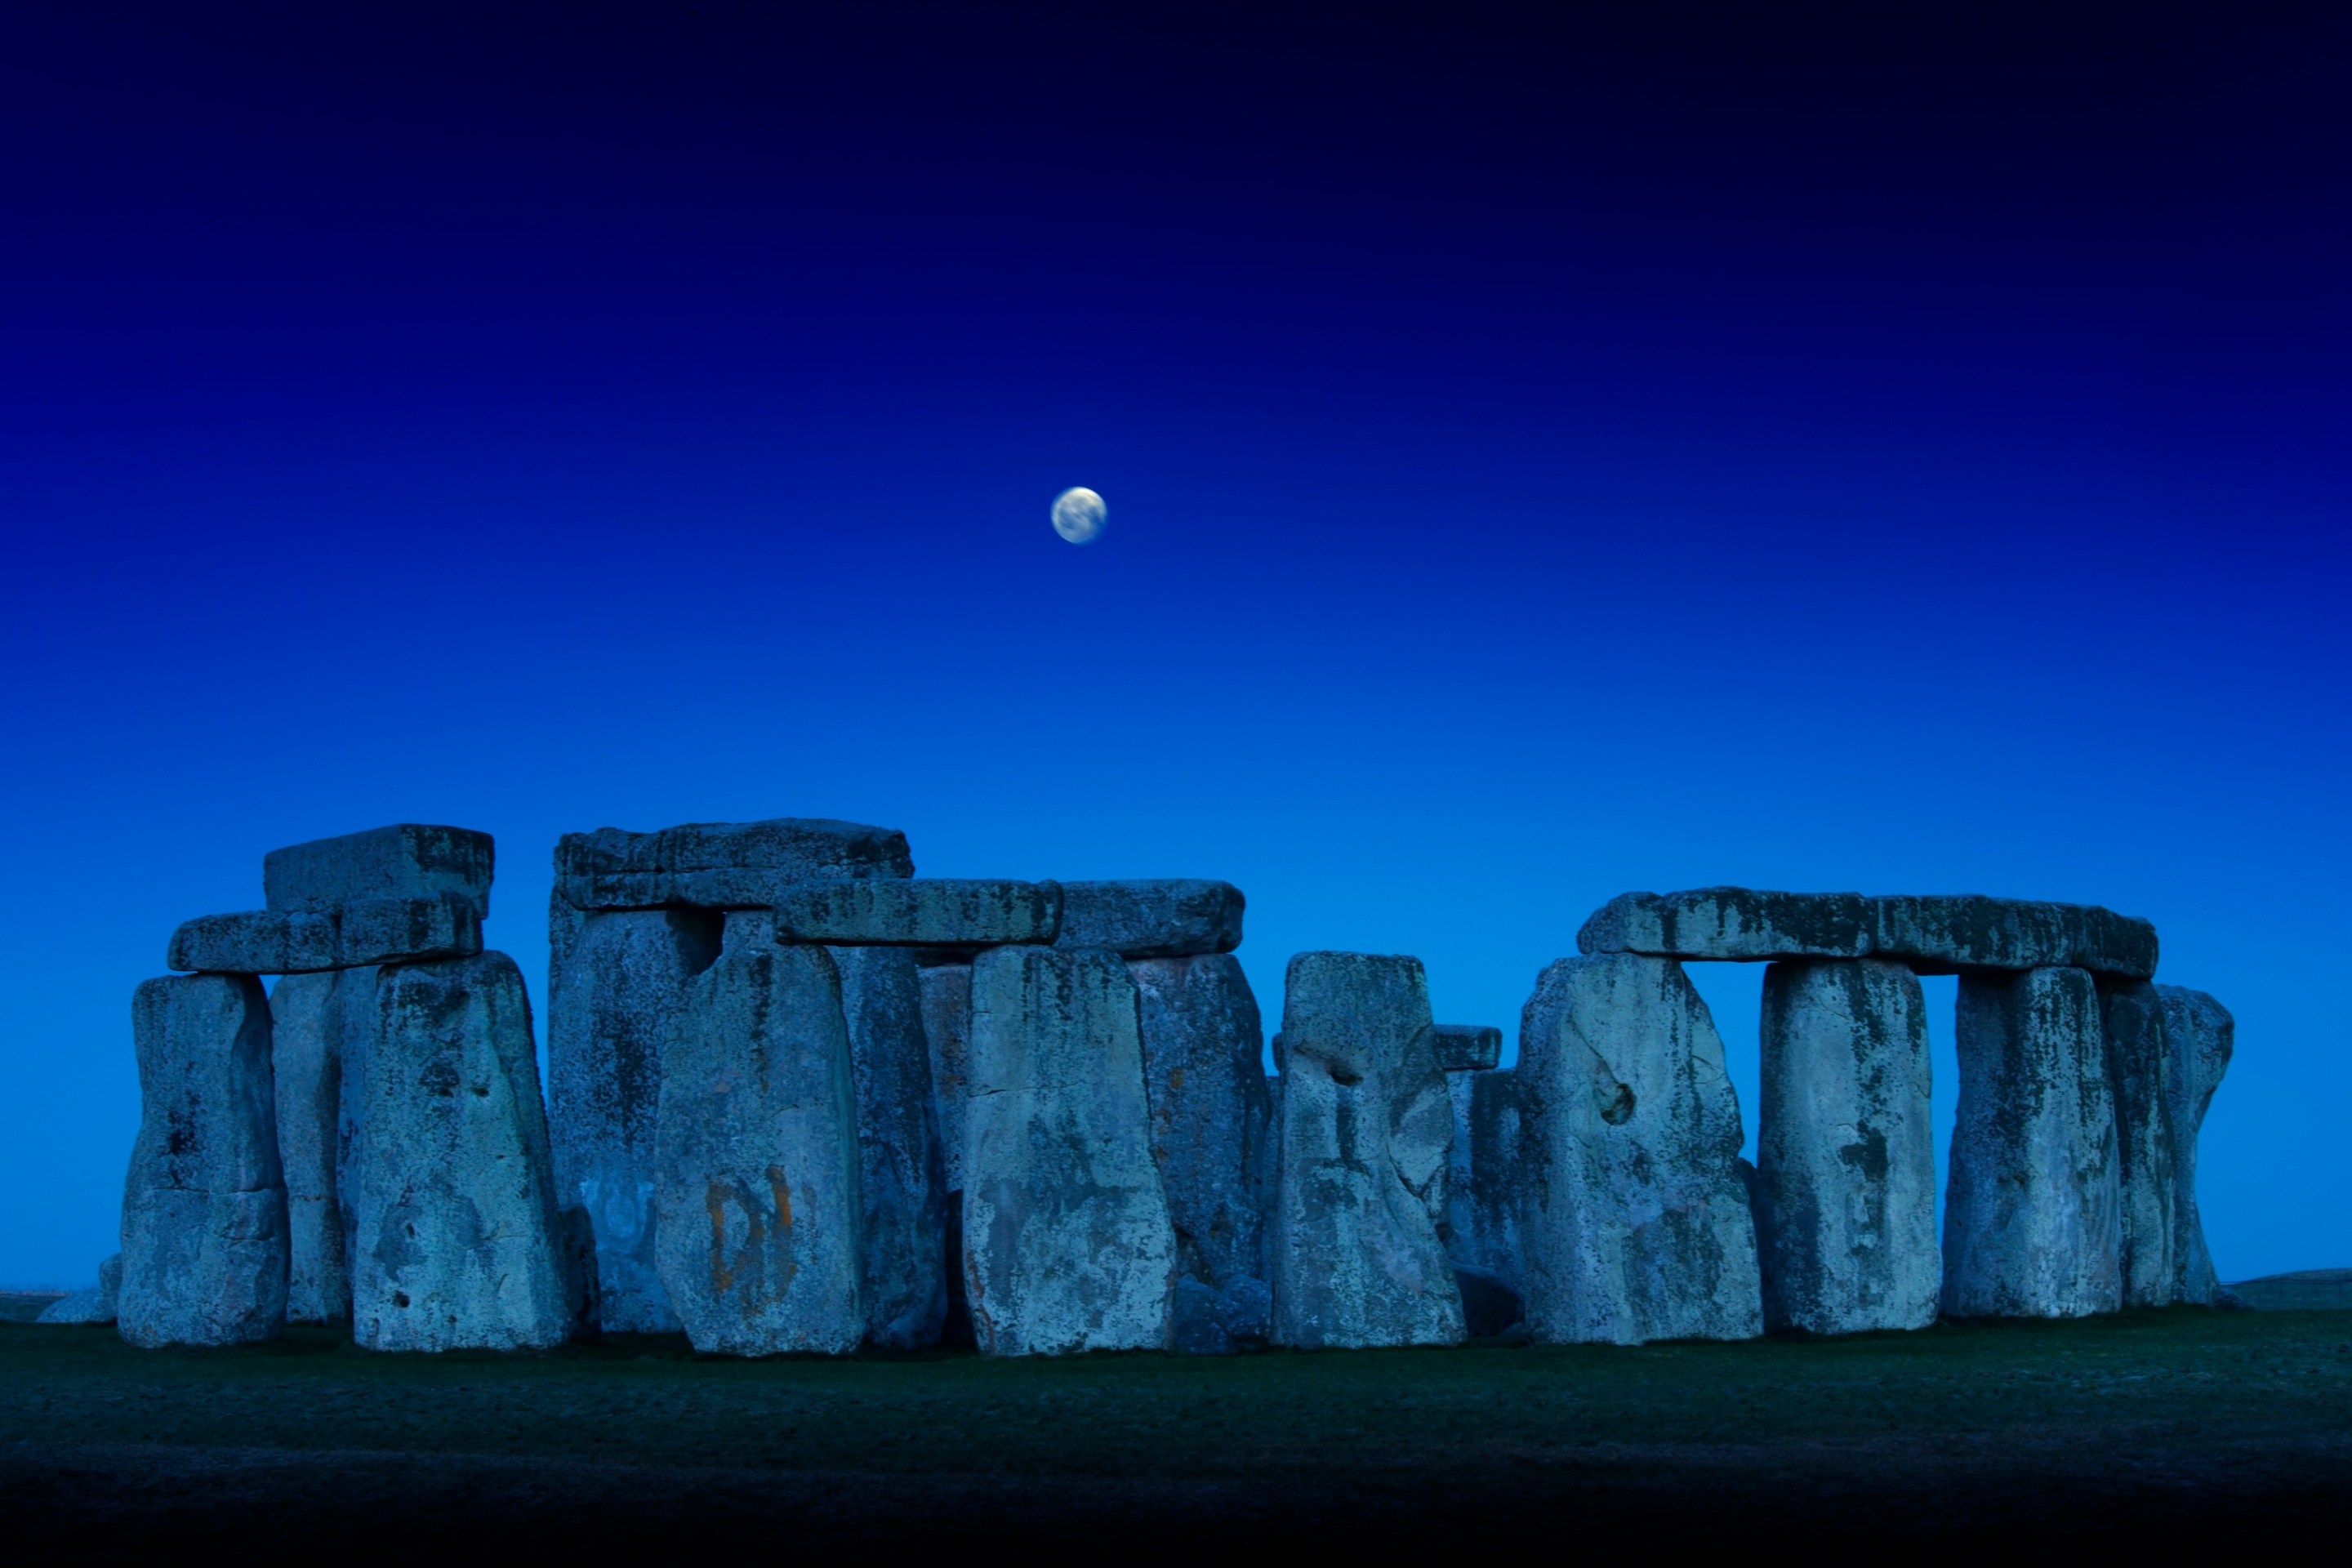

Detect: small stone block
[1432, 1023, 1503, 1071]
[1054, 880, 1245, 957]
[773, 879, 1062, 947]
[265, 824, 496, 920]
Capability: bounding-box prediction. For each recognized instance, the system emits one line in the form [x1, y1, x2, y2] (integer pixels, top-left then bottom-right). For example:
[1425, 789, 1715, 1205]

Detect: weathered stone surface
[1056, 880, 1245, 957]
[268, 969, 374, 1325]
[2099, 979, 2180, 1307]
[774, 879, 1062, 947]
[37, 1255, 122, 1324]
[1129, 954, 1274, 1353]
[833, 945, 950, 1349]
[1515, 953, 1762, 1345]
[265, 824, 496, 920]
[2158, 985, 2234, 1306]
[1432, 1024, 1503, 1071]
[1754, 959, 1938, 1334]
[118, 973, 288, 1348]
[918, 962, 973, 1196]
[1271, 952, 1464, 1350]
[1579, 889, 1872, 962]
[654, 918, 865, 1356]
[1869, 895, 2158, 979]
[546, 901, 723, 1334]
[1444, 1067, 1523, 1292]
[168, 894, 481, 975]
[963, 946, 1177, 1356]
[1942, 966, 2122, 1317]
[555, 817, 912, 911]
[348, 953, 572, 1352]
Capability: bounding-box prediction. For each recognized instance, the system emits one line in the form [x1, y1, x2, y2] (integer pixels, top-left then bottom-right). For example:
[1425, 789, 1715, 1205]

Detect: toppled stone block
[37, 1255, 122, 1325]
[555, 817, 912, 911]
[269, 969, 376, 1325]
[1579, 889, 1873, 962]
[1516, 953, 1762, 1344]
[546, 901, 723, 1334]
[1433, 1024, 1503, 1071]
[653, 919, 866, 1356]
[964, 946, 1178, 1356]
[835, 945, 950, 1350]
[774, 879, 1062, 947]
[1942, 966, 2122, 1317]
[168, 894, 481, 975]
[2100, 979, 2180, 1307]
[1869, 895, 2157, 979]
[1056, 880, 1245, 957]
[2158, 985, 2234, 1305]
[118, 973, 288, 1348]
[1130, 954, 1275, 1353]
[348, 953, 573, 1351]
[1445, 1067, 1523, 1292]
[265, 824, 496, 920]
[1271, 952, 1464, 1350]
[1755, 959, 1938, 1334]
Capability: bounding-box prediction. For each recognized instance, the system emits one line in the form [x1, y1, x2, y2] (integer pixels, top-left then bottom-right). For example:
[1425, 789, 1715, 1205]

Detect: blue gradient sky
[3, 6, 2345, 1286]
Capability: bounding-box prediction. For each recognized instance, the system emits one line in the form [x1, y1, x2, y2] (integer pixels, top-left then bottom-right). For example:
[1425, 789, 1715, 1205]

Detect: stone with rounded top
[348, 951, 573, 1352]
[555, 817, 913, 911]
[775, 878, 1062, 948]
[265, 823, 496, 921]
[1755, 958, 1939, 1334]
[963, 945, 1177, 1356]
[1055, 880, 1245, 957]
[1579, 889, 1872, 962]
[118, 973, 288, 1348]
[1515, 952, 1762, 1345]
[1942, 966, 2122, 1318]
[653, 917, 866, 1356]
[1272, 951, 1465, 1350]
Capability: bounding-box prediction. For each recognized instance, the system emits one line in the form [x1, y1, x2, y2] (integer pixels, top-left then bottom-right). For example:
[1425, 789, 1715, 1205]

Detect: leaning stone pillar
[348, 953, 573, 1350]
[118, 973, 289, 1348]
[1271, 952, 1464, 1349]
[1129, 953, 1275, 1353]
[832, 945, 949, 1349]
[1517, 953, 1761, 1344]
[1942, 966, 2122, 1317]
[964, 945, 1177, 1356]
[654, 915, 866, 1356]
[1755, 958, 1937, 1334]
[2099, 978, 2180, 1307]
[2157, 986, 2234, 1304]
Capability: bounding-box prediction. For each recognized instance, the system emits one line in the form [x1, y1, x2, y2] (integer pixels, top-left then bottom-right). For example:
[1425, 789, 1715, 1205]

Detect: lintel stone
[555, 817, 911, 911]
[774, 879, 1062, 947]
[168, 893, 480, 975]
[265, 824, 495, 921]
[1578, 889, 1873, 962]
[1054, 880, 1245, 957]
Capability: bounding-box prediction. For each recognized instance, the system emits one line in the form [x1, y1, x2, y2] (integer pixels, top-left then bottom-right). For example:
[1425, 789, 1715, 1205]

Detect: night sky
[3, 5, 2346, 1286]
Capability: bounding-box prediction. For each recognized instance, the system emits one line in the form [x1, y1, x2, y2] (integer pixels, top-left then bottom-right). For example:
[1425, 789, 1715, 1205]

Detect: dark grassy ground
[6, 1310, 2350, 1557]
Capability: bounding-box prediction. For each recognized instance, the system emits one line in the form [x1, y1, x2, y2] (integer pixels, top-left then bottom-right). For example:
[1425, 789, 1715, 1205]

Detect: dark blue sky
[3, 4, 2346, 1285]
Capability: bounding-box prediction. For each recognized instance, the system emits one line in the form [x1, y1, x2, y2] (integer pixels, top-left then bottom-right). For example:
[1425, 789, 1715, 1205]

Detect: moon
[1050, 486, 1107, 545]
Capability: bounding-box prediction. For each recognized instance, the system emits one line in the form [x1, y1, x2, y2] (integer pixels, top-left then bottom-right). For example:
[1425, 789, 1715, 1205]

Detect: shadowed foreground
[5, 1311, 2349, 1556]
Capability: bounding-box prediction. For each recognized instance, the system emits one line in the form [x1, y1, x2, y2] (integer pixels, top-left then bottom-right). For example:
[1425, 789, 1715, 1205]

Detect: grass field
[6, 1309, 2349, 1555]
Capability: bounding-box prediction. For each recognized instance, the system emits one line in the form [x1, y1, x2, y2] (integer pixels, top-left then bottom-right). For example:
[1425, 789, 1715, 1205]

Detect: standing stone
[268, 969, 371, 1325]
[1446, 1068, 1523, 1290]
[546, 899, 724, 1334]
[349, 953, 572, 1351]
[963, 946, 1177, 1356]
[2158, 986, 2234, 1305]
[918, 963, 974, 1196]
[1942, 966, 2122, 1318]
[832, 945, 949, 1349]
[36, 1254, 122, 1324]
[1516, 953, 1762, 1345]
[118, 973, 289, 1348]
[1755, 959, 1938, 1334]
[654, 919, 865, 1356]
[1271, 952, 1464, 1350]
[2100, 979, 2180, 1307]
[1129, 954, 1275, 1353]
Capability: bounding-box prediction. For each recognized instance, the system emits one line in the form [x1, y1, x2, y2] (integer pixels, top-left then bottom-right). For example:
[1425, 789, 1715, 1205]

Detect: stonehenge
[110, 831, 2242, 1358]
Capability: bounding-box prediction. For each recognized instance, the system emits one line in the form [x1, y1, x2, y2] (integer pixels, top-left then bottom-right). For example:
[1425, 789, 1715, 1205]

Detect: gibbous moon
[1050, 486, 1107, 545]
